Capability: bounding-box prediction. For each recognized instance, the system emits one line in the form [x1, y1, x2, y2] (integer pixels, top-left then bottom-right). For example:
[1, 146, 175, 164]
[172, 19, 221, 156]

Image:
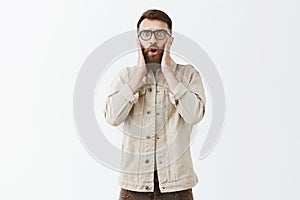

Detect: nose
[148, 33, 157, 44]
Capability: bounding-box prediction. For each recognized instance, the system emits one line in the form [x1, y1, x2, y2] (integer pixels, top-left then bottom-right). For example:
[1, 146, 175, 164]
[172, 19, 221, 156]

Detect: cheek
[157, 41, 166, 51]
[158, 38, 167, 47]
[140, 40, 149, 48]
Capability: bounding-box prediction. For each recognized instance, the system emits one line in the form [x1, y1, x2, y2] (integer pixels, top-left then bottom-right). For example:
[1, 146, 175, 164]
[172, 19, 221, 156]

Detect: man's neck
[146, 63, 161, 74]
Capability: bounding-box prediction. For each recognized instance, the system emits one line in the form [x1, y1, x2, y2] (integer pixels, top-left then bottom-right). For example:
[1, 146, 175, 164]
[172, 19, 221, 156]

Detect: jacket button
[146, 135, 151, 139]
[159, 161, 162, 164]
[147, 111, 151, 114]
[148, 88, 152, 92]
[145, 185, 149, 190]
[156, 112, 159, 115]
[145, 159, 149, 163]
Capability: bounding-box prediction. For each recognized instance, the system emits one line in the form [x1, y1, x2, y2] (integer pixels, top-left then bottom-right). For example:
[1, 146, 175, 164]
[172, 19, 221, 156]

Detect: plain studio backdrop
[0, 0, 299, 200]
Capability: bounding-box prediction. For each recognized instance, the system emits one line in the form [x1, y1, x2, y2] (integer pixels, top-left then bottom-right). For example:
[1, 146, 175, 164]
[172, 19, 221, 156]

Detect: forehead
[139, 19, 168, 30]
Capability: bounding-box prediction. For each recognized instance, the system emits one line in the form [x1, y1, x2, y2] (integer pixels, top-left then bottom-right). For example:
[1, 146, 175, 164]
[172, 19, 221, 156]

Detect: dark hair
[137, 9, 172, 33]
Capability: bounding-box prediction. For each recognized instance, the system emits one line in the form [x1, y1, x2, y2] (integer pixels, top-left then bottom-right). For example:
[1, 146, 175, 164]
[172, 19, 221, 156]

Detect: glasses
[138, 29, 172, 41]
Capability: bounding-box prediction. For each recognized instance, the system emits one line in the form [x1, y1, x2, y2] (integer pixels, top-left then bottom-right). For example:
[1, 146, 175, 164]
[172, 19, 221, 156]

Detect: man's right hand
[136, 39, 147, 76]
[127, 39, 148, 94]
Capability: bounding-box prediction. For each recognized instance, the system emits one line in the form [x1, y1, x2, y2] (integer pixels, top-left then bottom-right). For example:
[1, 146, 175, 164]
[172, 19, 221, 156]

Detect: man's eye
[141, 31, 150, 37]
[156, 31, 165, 37]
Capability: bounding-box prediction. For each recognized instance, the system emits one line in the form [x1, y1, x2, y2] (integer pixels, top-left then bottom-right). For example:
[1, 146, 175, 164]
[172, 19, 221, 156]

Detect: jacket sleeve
[168, 69, 206, 125]
[103, 67, 139, 126]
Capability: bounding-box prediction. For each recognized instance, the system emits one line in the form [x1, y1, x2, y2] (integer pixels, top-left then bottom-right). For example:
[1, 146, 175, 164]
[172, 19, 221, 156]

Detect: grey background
[0, 0, 299, 200]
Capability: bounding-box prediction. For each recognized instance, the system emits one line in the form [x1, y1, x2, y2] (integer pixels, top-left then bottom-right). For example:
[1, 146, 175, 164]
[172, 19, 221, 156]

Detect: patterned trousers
[119, 182, 194, 200]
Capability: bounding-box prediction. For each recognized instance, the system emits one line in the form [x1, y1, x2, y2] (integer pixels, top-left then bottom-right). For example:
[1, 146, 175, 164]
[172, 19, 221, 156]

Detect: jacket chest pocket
[129, 86, 176, 117]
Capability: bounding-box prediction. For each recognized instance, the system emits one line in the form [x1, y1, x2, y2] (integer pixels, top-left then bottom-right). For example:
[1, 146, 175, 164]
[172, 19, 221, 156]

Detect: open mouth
[149, 47, 158, 55]
[150, 47, 157, 52]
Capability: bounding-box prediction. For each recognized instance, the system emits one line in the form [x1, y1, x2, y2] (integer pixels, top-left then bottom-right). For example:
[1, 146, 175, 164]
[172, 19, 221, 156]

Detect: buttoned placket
[154, 69, 168, 192]
[143, 68, 169, 192]
[142, 69, 156, 192]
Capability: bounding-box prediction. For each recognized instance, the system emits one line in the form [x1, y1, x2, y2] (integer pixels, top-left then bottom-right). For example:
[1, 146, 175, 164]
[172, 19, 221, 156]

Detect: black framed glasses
[138, 29, 172, 41]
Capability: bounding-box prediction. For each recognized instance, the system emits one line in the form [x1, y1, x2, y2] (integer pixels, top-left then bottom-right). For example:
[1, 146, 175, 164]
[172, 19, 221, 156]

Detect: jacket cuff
[119, 83, 139, 104]
[168, 82, 188, 105]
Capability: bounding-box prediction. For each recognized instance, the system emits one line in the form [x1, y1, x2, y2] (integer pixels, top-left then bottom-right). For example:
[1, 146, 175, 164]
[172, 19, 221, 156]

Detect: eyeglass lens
[139, 30, 170, 41]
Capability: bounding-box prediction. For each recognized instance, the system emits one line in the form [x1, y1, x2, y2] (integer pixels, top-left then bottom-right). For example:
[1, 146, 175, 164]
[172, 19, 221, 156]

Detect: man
[103, 9, 206, 200]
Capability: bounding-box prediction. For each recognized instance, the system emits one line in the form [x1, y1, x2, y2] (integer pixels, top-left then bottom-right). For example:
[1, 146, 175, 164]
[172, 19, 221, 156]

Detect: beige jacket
[103, 57, 206, 193]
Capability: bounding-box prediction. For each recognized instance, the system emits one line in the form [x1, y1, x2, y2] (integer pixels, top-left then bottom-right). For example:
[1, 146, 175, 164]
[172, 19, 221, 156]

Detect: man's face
[138, 19, 171, 64]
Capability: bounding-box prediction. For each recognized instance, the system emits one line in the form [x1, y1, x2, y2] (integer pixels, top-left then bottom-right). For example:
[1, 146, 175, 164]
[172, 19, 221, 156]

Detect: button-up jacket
[103, 57, 206, 193]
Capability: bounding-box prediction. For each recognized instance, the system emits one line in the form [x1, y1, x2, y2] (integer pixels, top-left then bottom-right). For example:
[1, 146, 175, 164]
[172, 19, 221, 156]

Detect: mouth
[149, 47, 158, 56]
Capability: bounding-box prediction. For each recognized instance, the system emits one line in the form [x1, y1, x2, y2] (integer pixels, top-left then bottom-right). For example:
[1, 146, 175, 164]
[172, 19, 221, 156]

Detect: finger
[168, 36, 173, 47]
[136, 39, 143, 54]
[164, 37, 172, 53]
[136, 38, 141, 49]
[170, 36, 174, 46]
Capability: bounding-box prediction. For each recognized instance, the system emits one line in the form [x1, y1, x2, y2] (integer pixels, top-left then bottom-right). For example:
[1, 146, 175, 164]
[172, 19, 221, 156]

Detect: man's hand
[136, 38, 147, 76]
[161, 36, 174, 74]
[161, 36, 179, 91]
[127, 39, 148, 94]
